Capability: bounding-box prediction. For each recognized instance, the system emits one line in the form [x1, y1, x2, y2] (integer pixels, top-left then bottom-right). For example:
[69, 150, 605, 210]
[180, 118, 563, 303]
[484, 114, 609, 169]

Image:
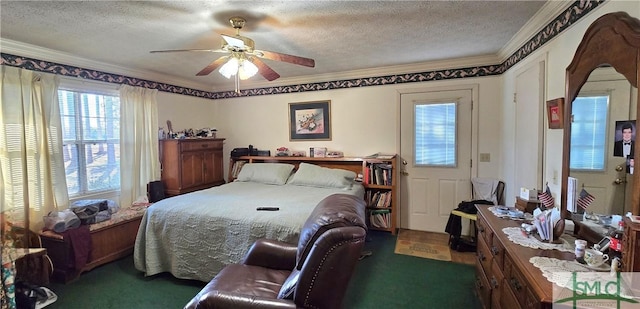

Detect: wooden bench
[39, 205, 148, 283]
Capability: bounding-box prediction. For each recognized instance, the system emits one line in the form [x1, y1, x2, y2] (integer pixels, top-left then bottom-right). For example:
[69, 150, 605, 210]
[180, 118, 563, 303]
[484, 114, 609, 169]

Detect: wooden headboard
[229, 156, 365, 181]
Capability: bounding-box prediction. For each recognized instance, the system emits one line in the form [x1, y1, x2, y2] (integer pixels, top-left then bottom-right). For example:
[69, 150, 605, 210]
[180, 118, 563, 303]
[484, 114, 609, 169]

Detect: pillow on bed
[235, 163, 295, 185]
[287, 162, 356, 189]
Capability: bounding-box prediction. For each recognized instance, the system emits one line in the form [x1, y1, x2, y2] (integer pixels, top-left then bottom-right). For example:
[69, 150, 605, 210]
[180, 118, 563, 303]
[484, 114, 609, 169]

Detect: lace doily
[530, 257, 636, 299]
[503, 227, 576, 252]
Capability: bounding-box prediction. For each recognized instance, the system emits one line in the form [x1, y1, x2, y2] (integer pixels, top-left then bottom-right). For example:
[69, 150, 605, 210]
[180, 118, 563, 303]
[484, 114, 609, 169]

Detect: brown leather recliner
[184, 193, 367, 309]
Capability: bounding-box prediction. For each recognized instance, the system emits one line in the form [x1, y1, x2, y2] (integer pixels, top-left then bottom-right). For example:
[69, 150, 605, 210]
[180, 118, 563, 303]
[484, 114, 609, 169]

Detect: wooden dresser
[623, 216, 640, 272]
[475, 207, 574, 309]
[161, 138, 225, 196]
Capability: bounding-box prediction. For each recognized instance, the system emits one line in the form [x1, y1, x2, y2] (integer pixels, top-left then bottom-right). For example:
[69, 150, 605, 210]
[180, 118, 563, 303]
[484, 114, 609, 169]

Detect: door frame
[396, 84, 480, 229]
[514, 58, 546, 196]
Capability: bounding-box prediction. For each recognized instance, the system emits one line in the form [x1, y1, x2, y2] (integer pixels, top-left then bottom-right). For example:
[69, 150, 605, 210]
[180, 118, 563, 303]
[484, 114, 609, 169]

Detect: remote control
[256, 207, 279, 211]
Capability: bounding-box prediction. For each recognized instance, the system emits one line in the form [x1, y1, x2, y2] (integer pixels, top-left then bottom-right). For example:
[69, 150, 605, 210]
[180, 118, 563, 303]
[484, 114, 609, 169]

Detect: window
[58, 89, 120, 196]
[415, 102, 457, 166]
[570, 95, 609, 170]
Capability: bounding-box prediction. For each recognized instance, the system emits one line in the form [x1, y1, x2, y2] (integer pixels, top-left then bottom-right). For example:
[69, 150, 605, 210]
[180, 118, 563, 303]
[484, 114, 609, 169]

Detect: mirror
[562, 12, 640, 219]
[569, 68, 636, 216]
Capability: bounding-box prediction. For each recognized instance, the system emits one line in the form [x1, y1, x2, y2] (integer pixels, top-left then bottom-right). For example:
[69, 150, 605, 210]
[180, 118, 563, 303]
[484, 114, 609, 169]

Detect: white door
[514, 62, 544, 194]
[400, 89, 473, 232]
[570, 78, 631, 215]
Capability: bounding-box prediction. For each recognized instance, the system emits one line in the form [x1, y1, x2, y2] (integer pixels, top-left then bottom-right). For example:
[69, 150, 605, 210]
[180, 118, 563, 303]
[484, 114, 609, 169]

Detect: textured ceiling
[0, 1, 548, 92]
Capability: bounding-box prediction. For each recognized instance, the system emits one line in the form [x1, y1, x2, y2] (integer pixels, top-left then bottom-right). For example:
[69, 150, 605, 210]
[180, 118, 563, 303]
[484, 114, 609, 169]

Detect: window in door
[58, 89, 121, 196]
[414, 102, 457, 167]
[570, 95, 609, 171]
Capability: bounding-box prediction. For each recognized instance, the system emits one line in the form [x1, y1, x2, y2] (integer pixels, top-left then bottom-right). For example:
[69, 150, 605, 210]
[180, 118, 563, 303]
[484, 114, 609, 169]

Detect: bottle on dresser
[608, 220, 624, 267]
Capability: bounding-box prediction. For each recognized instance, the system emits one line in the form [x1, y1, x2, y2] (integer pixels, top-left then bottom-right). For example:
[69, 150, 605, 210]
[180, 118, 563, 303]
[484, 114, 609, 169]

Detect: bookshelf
[362, 155, 397, 234]
[228, 155, 398, 234]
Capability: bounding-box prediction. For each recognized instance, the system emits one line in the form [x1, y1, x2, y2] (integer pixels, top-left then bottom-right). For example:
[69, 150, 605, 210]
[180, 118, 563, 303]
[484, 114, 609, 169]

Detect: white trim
[395, 83, 480, 229]
[59, 76, 120, 96]
[2, 37, 500, 93]
[1, 38, 209, 91]
[241, 54, 500, 91]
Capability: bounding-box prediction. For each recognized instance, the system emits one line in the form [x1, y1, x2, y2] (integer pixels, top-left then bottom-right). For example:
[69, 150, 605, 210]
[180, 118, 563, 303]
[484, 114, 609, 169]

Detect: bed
[134, 157, 365, 282]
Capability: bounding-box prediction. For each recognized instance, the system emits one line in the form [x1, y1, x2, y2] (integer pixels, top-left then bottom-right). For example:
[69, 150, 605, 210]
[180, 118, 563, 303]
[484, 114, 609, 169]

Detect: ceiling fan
[150, 16, 315, 85]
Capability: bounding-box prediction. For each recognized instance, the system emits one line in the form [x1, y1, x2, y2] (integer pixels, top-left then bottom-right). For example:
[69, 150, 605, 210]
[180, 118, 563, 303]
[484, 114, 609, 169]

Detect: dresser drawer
[506, 257, 528, 307]
[524, 287, 541, 309]
[477, 234, 493, 273]
[490, 259, 504, 309]
[180, 140, 223, 152]
[475, 259, 491, 309]
[500, 275, 521, 309]
[477, 214, 493, 247]
[491, 232, 505, 269]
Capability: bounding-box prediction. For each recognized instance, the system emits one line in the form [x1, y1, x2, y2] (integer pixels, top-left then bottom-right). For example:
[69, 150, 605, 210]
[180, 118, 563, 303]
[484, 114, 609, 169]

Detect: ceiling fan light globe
[239, 59, 259, 80]
[219, 57, 239, 79]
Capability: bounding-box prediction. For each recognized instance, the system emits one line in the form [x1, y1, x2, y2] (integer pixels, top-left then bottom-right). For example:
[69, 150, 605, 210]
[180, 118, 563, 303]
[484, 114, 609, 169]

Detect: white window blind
[570, 95, 608, 170]
[415, 102, 457, 166]
[58, 89, 121, 196]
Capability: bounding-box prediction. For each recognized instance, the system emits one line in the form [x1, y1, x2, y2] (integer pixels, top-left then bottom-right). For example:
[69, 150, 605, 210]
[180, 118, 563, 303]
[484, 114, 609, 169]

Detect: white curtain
[119, 85, 160, 208]
[0, 66, 69, 235]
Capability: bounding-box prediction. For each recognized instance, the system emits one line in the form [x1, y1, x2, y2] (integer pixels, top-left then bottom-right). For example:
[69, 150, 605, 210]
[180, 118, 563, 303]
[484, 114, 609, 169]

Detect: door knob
[402, 160, 407, 165]
[401, 170, 409, 176]
[614, 178, 627, 185]
[615, 165, 624, 172]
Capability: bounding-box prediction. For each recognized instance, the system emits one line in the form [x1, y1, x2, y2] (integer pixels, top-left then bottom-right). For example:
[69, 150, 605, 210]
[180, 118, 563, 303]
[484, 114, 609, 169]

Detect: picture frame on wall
[289, 100, 331, 141]
[546, 98, 564, 129]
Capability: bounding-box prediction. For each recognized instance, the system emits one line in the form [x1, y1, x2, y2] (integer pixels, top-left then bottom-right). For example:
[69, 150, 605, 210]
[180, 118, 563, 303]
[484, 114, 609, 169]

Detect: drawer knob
[491, 277, 499, 288]
[491, 246, 500, 256]
[510, 278, 522, 291]
[477, 252, 486, 261]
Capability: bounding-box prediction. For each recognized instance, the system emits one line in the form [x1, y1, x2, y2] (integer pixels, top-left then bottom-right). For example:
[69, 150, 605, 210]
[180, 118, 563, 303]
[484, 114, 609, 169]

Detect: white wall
[157, 91, 218, 134]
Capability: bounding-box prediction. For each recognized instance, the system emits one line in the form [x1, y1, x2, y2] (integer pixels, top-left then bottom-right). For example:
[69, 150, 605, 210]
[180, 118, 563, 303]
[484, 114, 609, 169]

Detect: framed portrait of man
[613, 120, 636, 157]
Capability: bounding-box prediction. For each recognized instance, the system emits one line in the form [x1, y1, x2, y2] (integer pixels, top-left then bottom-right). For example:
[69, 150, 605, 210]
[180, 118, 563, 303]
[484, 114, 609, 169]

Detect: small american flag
[577, 188, 595, 210]
[538, 184, 554, 209]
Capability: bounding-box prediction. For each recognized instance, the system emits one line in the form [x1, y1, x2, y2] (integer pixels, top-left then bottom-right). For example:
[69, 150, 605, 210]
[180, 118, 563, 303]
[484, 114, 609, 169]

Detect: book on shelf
[366, 191, 391, 208]
[369, 209, 391, 228]
[231, 160, 247, 179]
[365, 163, 393, 186]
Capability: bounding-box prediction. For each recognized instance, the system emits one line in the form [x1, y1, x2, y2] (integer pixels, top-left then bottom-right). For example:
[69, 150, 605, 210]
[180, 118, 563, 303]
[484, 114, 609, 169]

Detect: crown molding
[227, 53, 501, 92]
[498, 1, 573, 62]
[2, 37, 499, 94]
[0, 38, 212, 91]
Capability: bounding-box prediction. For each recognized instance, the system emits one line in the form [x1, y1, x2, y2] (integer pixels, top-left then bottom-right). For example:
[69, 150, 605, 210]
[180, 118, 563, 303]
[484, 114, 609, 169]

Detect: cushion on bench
[40, 205, 148, 239]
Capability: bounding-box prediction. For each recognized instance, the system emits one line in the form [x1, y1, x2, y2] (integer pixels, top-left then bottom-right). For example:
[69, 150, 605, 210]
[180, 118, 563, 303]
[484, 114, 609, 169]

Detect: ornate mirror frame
[561, 12, 640, 219]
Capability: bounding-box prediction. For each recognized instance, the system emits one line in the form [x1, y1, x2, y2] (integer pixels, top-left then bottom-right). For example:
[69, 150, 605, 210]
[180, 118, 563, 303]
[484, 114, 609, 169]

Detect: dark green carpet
[46, 231, 481, 308]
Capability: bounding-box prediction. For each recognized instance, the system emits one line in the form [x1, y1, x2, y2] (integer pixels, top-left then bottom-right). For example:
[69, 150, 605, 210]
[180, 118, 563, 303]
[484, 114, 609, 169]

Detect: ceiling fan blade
[196, 57, 230, 76]
[256, 50, 315, 68]
[221, 34, 245, 48]
[150, 49, 225, 53]
[252, 57, 281, 81]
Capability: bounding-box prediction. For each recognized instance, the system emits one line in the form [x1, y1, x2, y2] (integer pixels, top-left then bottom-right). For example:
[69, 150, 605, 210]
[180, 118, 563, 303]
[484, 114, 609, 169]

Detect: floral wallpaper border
[0, 0, 605, 100]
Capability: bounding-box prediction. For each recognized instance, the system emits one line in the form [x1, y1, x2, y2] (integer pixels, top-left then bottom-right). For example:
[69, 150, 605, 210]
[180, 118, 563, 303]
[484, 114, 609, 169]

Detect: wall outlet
[480, 153, 490, 162]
